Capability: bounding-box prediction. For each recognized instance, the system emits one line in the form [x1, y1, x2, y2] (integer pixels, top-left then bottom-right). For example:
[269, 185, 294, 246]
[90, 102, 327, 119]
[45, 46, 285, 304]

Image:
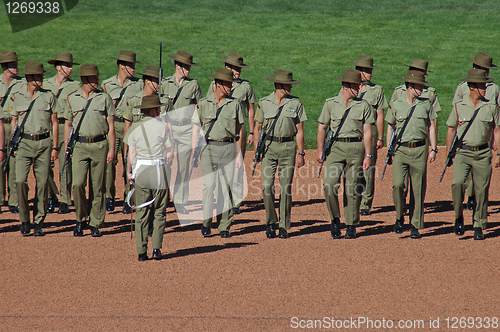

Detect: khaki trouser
[135, 182, 167, 255]
[166, 123, 193, 206]
[392, 144, 428, 229]
[262, 140, 296, 230]
[323, 141, 364, 226]
[232, 125, 247, 209]
[16, 137, 52, 224]
[47, 121, 72, 204]
[0, 121, 18, 206]
[200, 143, 236, 232]
[106, 120, 125, 200]
[360, 124, 378, 210]
[73, 140, 108, 227]
[452, 148, 491, 229]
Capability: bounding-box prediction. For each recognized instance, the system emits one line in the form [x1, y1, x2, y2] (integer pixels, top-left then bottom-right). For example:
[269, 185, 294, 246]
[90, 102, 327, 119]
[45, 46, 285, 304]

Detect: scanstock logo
[3, 0, 79, 32]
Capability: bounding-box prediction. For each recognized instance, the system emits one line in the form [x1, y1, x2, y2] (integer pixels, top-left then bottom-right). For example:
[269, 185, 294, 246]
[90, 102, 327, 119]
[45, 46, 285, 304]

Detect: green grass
[1, 0, 499, 148]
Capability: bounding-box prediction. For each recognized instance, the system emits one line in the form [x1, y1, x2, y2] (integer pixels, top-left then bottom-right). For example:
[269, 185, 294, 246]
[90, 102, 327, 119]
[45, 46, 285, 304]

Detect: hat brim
[404, 64, 432, 73]
[350, 61, 379, 69]
[168, 54, 198, 66]
[0, 59, 21, 64]
[460, 77, 494, 83]
[133, 103, 166, 109]
[48, 59, 80, 65]
[137, 72, 159, 79]
[219, 57, 248, 68]
[20, 70, 50, 75]
[398, 78, 431, 85]
[266, 77, 300, 84]
[111, 57, 142, 64]
[467, 57, 498, 70]
[208, 74, 233, 82]
[76, 72, 106, 77]
[334, 77, 361, 84]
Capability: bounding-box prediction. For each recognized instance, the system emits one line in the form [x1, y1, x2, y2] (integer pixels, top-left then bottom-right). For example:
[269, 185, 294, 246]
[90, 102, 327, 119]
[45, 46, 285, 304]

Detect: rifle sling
[17, 98, 38, 136]
[114, 85, 130, 108]
[202, 103, 226, 143]
[454, 104, 482, 149]
[1, 84, 16, 108]
[261, 104, 286, 145]
[331, 104, 354, 142]
[72, 98, 94, 141]
[172, 85, 184, 106]
[393, 103, 418, 150]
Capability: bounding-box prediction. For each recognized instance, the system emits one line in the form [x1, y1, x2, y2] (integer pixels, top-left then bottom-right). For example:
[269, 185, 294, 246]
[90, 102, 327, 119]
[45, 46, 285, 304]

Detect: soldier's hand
[317, 151, 322, 163]
[428, 150, 437, 163]
[494, 156, 500, 168]
[0, 151, 4, 162]
[362, 156, 371, 170]
[128, 175, 135, 185]
[376, 139, 384, 149]
[166, 151, 174, 163]
[107, 151, 114, 163]
[296, 154, 305, 168]
[247, 135, 254, 146]
[51, 150, 58, 162]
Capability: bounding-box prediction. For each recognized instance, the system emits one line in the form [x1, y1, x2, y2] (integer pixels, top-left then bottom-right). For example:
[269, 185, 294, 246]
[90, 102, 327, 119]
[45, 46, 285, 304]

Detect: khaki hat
[208, 67, 233, 82]
[219, 52, 248, 68]
[467, 52, 498, 70]
[48, 52, 80, 65]
[460, 69, 494, 83]
[400, 70, 430, 85]
[404, 58, 432, 73]
[138, 65, 161, 79]
[168, 50, 198, 66]
[350, 55, 378, 69]
[0, 50, 20, 64]
[335, 69, 361, 84]
[19, 62, 47, 76]
[266, 69, 300, 84]
[133, 95, 166, 112]
[77, 64, 102, 77]
[111, 50, 141, 64]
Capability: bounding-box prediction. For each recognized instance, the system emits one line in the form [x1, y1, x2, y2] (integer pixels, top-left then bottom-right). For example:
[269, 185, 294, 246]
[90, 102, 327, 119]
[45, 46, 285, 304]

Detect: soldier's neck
[117, 71, 130, 86]
[274, 90, 287, 105]
[27, 83, 39, 98]
[405, 90, 417, 105]
[341, 90, 354, 107]
[174, 71, 185, 87]
[215, 89, 226, 105]
[82, 84, 95, 99]
[469, 92, 482, 108]
[3, 71, 14, 86]
[56, 72, 69, 87]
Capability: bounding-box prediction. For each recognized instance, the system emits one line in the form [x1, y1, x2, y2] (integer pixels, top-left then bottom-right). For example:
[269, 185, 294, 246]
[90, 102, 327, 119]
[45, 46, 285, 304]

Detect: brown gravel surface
[1, 148, 499, 331]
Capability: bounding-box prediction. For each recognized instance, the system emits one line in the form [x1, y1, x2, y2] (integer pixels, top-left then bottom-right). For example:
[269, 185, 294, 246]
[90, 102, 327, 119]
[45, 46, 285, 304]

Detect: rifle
[158, 41, 163, 98]
[252, 128, 266, 177]
[439, 135, 458, 182]
[3, 98, 37, 172]
[60, 98, 93, 176]
[317, 129, 334, 178]
[380, 131, 396, 181]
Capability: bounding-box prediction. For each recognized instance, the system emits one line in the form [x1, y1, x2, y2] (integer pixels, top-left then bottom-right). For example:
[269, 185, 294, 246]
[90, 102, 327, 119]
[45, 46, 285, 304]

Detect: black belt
[3, 118, 11, 124]
[58, 118, 66, 124]
[114, 117, 125, 123]
[334, 137, 362, 143]
[267, 136, 293, 143]
[171, 119, 191, 126]
[207, 138, 235, 146]
[400, 139, 426, 148]
[21, 132, 50, 141]
[460, 143, 489, 151]
[77, 134, 107, 143]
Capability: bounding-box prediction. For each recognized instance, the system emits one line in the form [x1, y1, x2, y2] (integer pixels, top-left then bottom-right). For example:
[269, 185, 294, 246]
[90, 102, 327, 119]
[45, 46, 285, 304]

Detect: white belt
[127, 158, 165, 209]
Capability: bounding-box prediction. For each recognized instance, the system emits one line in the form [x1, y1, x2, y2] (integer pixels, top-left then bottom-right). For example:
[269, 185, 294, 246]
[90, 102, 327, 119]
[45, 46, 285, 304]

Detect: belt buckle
[88, 137, 95, 143]
[32, 134, 39, 140]
[346, 138, 351, 143]
[276, 137, 283, 143]
[218, 141, 224, 146]
[409, 142, 416, 148]
[471, 146, 478, 151]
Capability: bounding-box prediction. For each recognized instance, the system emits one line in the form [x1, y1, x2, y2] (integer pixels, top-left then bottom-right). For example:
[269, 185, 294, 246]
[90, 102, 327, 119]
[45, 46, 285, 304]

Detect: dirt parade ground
[0, 147, 499, 331]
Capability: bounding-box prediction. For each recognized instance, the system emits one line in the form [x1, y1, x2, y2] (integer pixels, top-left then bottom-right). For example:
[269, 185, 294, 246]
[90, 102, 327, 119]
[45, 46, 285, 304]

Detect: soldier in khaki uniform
[317, 69, 373, 239]
[206, 53, 257, 214]
[452, 52, 499, 210]
[447, 69, 500, 240]
[347, 56, 388, 216]
[387, 70, 437, 239]
[65, 64, 115, 237]
[254, 70, 307, 239]
[101, 50, 142, 212]
[44, 52, 81, 214]
[8, 62, 59, 236]
[161, 51, 202, 214]
[0, 50, 24, 213]
[126, 95, 173, 261]
[193, 68, 244, 238]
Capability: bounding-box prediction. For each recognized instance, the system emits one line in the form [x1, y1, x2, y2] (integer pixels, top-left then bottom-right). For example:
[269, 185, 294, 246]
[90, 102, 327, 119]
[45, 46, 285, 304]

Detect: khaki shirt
[452, 81, 500, 106]
[10, 87, 59, 134]
[206, 78, 257, 113]
[125, 115, 171, 160]
[386, 95, 436, 142]
[43, 75, 81, 119]
[123, 87, 173, 123]
[66, 88, 115, 137]
[255, 92, 307, 137]
[390, 85, 441, 113]
[318, 95, 374, 138]
[161, 75, 202, 121]
[0, 74, 25, 122]
[196, 95, 244, 141]
[101, 76, 142, 118]
[446, 98, 500, 146]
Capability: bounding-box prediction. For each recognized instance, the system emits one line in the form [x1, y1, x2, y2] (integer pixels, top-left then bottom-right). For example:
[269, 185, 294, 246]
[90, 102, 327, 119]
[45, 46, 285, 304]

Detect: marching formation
[0, 48, 498, 261]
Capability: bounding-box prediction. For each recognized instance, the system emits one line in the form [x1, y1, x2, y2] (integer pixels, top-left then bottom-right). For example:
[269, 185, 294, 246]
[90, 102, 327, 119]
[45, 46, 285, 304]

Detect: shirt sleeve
[446, 104, 458, 128]
[296, 99, 307, 123]
[318, 101, 330, 124]
[385, 105, 396, 125]
[105, 94, 116, 118]
[255, 101, 264, 124]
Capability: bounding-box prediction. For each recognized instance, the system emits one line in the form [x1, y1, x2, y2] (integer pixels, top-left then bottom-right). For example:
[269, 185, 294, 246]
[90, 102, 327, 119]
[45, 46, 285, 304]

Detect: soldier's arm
[295, 122, 305, 168]
[107, 116, 115, 163]
[376, 108, 385, 148]
[317, 122, 328, 163]
[247, 102, 255, 145]
[64, 119, 72, 152]
[0, 118, 4, 162]
[446, 126, 457, 154]
[493, 127, 500, 168]
[428, 118, 437, 163]
[362, 122, 372, 170]
[51, 113, 58, 162]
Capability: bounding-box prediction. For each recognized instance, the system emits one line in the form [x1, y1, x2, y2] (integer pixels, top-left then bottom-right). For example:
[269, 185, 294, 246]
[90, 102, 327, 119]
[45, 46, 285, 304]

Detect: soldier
[387, 70, 437, 239]
[44, 52, 81, 214]
[206, 52, 257, 214]
[126, 95, 173, 261]
[101, 50, 142, 212]
[348, 56, 387, 216]
[447, 69, 500, 240]
[123, 65, 173, 216]
[317, 69, 373, 239]
[0, 50, 24, 213]
[193, 68, 244, 238]
[65, 64, 115, 237]
[162, 50, 202, 214]
[8, 62, 59, 236]
[254, 70, 307, 239]
[452, 52, 499, 210]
